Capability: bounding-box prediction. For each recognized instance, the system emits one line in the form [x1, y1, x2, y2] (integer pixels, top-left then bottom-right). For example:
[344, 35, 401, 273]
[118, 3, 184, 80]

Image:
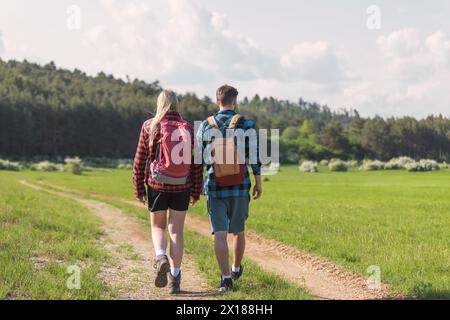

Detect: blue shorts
[207, 196, 249, 234]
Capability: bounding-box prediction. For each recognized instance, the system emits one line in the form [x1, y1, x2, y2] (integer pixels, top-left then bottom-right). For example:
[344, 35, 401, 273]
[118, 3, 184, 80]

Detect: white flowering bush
[346, 160, 360, 168]
[385, 157, 415, 170]
[419, 159, 440, 171]
[31, 161, 63, 172]
[65, 157, 83, 175]
[319, 159, 329, 166]
[360, 160, 385, 171]
[405, 162, 421, 172]
[440, 162, 448, 169]
[328, 159, 348, 172]
[404, 159, 440, 172]
[299, 161, 319, 173]
[117, 159, 133, 169]
[0, 159, 21, 171]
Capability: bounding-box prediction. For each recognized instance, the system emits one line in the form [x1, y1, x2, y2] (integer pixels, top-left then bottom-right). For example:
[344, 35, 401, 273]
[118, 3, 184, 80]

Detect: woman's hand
[189, 196, 198, 205]
[136, 195, 147, 205]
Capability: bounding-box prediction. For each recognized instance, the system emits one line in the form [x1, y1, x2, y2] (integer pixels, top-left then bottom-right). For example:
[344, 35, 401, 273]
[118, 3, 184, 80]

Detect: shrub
[328, 159, 348, 172]
[65, 157, 83, 175]
[0, 159, 21, 171]
[419, 159, 440, 171]
[346, 160, 360, 168]
[117, 159, 133, 169]
[319, 159, 329, 166]
[384, 160, 401, 170]
[31, 161, 62, 172]
[405, 162, 421, 172]
[82, 157, 118, 168]
[440, 162, 448, 169]
[385, 156, 415, 170]
[360, 160, 385, 171]
[299, 161, 319, 173]
[404, 159, 440, 172]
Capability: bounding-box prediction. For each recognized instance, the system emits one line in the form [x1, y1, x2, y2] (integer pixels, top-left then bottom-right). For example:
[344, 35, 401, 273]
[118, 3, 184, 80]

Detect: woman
[132, 89, 203, 294]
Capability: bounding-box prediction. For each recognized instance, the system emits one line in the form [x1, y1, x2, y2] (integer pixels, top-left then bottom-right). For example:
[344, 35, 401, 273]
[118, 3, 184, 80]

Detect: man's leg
[208, 197, 231, 276]
[232, 232, 245, 269]
[214, 231, 230, 276]
[229, 196, 249, 278]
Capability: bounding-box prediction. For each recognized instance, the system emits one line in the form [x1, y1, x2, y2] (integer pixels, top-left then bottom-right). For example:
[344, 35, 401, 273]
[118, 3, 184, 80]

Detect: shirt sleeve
[189, 123, 203, 199]
[245, 119, 262, 176]
[132, 122, 150, 198]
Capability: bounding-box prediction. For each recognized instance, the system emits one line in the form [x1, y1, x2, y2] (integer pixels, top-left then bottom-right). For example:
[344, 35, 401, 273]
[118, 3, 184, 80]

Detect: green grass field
[0, 173, 111, 299]
[0, 170, 312, 300]
[1, 166, 449, 299]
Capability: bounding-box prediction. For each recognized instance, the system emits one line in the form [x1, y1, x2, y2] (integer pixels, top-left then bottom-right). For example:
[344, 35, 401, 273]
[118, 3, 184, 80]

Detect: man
[197, 84, 262, 291]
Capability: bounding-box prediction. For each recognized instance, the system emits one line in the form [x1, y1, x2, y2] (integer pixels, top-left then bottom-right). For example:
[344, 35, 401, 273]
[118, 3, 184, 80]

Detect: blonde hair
[148, 89, 180, 146]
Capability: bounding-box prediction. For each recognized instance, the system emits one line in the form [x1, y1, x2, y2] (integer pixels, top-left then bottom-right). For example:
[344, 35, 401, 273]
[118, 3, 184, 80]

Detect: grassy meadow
[0, 173, 111, 299]
[1, 166, 449, 299]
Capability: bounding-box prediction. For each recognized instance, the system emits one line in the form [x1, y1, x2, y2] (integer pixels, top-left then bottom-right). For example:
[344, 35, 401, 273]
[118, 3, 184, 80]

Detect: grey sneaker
[217, 277, 233, 292]
[168, 271, 181, 295]
[153, 255, 170, 288]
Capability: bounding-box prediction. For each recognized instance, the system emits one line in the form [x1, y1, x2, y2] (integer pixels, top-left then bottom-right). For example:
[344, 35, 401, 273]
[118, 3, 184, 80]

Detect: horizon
[1, 0, 449, 118]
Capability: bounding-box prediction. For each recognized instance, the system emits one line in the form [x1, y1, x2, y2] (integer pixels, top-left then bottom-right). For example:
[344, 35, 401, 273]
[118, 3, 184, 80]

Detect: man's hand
[136, 195, 147, 205]
[252, 175, 263, 200]
[189, 196, 198, 205]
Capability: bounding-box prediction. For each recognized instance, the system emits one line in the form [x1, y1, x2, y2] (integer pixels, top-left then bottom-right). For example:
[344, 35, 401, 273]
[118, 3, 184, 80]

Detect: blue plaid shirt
[196, 109, 261, 198]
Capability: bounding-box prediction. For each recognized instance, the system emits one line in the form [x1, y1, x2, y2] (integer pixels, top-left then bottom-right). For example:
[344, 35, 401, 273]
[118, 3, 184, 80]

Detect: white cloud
[80, 0, 345, 92]
[377, 28, 422, 58]
[0, 32, 41, 62]
[426, 32, 450, 66]
[280, 41, 347, 84]
[337, 29, 450, 117]
[82, 0, 277, 84]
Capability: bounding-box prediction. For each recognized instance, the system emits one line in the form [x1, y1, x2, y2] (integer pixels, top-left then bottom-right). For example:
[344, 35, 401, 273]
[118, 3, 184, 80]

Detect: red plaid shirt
[132, 113, 203, 199]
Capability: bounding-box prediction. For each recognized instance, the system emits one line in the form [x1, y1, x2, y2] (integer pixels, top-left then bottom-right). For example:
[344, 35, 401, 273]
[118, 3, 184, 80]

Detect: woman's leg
[151, 210, 168, 257]
[168, 209, 186, 270]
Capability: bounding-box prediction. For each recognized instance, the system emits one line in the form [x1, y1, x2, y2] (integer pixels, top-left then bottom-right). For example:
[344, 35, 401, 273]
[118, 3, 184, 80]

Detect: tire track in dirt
[36, 181, 404, 300]
[20, 180, 215, 300]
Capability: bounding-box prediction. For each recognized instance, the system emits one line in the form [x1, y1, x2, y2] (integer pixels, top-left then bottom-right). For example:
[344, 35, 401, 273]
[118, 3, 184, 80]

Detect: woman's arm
[132, 122, 150, 200]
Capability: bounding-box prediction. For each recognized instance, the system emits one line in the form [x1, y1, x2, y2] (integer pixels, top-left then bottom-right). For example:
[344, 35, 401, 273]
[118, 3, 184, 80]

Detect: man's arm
[252, 175, 262, 200]
[246, 119, 262, 200]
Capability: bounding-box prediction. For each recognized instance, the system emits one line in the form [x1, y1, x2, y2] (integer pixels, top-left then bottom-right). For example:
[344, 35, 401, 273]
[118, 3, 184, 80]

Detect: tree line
[1, 59, 449, 163]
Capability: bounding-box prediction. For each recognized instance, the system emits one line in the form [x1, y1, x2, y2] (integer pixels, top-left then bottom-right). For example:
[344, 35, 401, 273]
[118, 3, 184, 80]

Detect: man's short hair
[216, 85, 239, 106]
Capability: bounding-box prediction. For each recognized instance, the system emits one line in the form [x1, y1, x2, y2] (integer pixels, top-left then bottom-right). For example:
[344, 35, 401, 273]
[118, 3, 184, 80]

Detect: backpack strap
[228, 114, 242, 129]
[207, 116, 219, 129]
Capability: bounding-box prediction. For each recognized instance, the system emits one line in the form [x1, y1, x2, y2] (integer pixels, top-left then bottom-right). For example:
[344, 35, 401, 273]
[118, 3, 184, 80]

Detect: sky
[0, 0, 449, 118]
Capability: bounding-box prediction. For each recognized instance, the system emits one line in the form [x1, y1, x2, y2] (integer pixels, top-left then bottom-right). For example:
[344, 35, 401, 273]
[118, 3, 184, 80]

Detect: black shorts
[147, 187, 190, 212]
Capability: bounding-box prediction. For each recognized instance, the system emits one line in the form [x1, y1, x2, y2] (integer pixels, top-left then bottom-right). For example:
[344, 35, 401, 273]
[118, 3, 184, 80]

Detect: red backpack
[150, 118, 191, 185]
[208, 114, 245, 187]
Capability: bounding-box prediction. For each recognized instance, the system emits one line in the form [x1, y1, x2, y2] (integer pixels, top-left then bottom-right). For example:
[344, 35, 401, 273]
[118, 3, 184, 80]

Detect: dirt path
[20, 180, 214, 300]
[36, 181, 401, 300]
